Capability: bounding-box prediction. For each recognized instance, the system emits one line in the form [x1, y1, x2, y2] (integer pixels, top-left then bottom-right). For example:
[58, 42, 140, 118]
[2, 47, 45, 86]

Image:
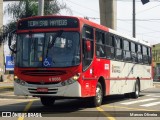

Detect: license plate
[37, 88, 48, 92]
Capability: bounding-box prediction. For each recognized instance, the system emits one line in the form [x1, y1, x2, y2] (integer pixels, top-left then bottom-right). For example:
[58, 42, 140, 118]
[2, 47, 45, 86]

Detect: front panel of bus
[14, 16, 83, 97]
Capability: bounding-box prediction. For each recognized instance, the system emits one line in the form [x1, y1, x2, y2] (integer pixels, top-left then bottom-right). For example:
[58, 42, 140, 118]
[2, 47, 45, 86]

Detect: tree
[0, 0, 71, 44]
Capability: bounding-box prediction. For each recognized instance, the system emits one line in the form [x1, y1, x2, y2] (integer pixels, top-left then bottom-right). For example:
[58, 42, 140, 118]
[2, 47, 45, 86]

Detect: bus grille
[21, 70, 66, 76]
[26, 81, 60, 85]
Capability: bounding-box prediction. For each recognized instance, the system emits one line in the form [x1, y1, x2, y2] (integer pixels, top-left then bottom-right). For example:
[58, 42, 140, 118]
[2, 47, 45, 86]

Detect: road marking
[105, 105, 157, 111]
[0, 98, 38, 102]
[120, 98, 157, 105]
[140, 101, 160, 107]
[0, 86, 13, 89]
[17, 100, 34, 120]
[146, 94, 160, 98]
[96, 107, 116, 120]
[146, 94, 154, 96]
[0, 94, 15, 96]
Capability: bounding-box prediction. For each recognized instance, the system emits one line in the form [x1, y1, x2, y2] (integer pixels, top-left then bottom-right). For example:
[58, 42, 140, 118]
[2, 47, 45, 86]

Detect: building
[152, 43, 160, 81]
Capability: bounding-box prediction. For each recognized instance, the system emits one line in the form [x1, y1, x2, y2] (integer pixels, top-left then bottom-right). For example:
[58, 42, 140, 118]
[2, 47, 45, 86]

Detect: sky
[3, 0, 160, 45]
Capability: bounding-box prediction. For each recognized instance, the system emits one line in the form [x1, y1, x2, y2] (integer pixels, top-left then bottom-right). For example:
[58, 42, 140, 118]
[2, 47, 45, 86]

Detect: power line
[65, 0, 99, 13]
[63, 0, 160, 39]
[136, 3, 160, 14]
[118, 19, 160, 21]
[64, 0, 113, 16]
[89, 18, 160, 21]
[137, 31, 160, 34]
[118, 20, 160, 33]
[65, 0, 160, 15]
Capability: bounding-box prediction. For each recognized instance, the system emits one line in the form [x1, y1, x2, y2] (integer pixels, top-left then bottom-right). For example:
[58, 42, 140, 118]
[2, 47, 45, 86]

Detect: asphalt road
[0, 87, 160, 120]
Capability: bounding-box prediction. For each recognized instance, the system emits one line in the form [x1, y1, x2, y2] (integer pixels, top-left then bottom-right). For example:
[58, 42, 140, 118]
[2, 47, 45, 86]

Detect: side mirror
[8, 29, 17, 53]
[8, 35, 11, 47]
[85, 40, 91, 52]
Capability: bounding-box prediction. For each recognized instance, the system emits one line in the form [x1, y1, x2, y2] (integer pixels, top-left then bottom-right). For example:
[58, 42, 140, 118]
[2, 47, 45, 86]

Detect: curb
[0, 95, 37, 99]
[0, 82, 14, 91]
[0, 86, 13, 89]
[153, 82, 160, 88]
[0, 86, 14, 93]
[0, 90, 37, 99]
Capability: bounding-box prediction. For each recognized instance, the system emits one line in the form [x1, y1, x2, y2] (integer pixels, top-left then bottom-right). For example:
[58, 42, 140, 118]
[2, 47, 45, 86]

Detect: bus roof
[77, 16, 151, 47]
[109, 29, 151, 47]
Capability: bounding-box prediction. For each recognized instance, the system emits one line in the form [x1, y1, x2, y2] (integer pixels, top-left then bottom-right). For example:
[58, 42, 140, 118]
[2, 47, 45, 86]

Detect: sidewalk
[153, 82, 160, 88]
[0, 82, 13, 89]
[0, 82, 13, 92]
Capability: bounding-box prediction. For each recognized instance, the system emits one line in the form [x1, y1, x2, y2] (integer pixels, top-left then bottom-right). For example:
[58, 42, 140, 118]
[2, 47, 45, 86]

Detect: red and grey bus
[9, 15, 153, 107]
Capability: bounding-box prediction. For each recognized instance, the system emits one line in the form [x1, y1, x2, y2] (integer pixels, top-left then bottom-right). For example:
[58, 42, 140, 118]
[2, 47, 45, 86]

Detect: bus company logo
[40, 80, 45, 84]
[112, 65, 121, 73]
[49, 77, 61, 82]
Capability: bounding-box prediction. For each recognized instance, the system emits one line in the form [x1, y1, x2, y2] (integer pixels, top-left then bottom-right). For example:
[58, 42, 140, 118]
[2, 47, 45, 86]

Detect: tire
[40, 97, 55, 106]
[93, 82, 103, 107]
[131, 80, 140, 98]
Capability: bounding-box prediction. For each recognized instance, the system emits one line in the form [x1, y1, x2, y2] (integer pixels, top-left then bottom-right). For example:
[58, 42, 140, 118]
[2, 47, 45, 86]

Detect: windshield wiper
[46, 30, 63, 58]
[48, 30, 63, 49]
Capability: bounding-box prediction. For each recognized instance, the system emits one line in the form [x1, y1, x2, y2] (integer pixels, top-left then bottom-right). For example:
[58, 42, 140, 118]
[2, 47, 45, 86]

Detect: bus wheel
[131, 80, 140, 98]
[40, 97, 55, 106]
[93, 82, 103, 107]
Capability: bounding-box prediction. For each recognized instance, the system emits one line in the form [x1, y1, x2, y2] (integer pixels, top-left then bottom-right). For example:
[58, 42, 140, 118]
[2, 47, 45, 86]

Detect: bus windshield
[16, 32, 80, 67]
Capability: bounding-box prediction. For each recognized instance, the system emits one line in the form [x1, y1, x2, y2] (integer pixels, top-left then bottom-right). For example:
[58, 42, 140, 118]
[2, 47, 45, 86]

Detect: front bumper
[14, 81, 81, 97]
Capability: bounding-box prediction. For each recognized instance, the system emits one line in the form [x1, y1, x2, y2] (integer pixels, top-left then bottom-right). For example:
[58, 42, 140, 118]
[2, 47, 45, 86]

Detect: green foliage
[4, 0, 38, 20]
[0, 21, 16, 44]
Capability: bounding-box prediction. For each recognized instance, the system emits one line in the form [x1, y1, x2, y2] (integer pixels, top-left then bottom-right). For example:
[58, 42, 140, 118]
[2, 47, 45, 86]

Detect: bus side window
[148, 47, 152, 64]
[123, 40, 131, 62]
[82, 26, 93, 39]
[82, 26, 94, 71]
[142, 46, 149, 64]
[131, 42, 137, 63]
[96, 30, 105, 58]
[114, 36, 123, 61]
[105, 33, 115, 59]
[137, 44, 143, 64]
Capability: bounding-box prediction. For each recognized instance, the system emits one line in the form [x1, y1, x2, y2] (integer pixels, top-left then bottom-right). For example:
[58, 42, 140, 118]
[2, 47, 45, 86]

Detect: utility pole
[133, 0, 150, 38]
[38, 0, 44, 16]
[99, 0, 117, 30]
[133, 0, 136, 38]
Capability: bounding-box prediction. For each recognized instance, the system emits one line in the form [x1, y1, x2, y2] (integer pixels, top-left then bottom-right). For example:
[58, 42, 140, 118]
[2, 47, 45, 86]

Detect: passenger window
[82, 26, 94, 71]
[131, 42, 137, 63]
[114, 36, 123, 60]
[148, 47, 152, 64]
[137, 44, 143, 63]
[105, 33, 115, 59]
[114, 37, 122, 49]
[123, 40, 131, 61]
[143, 46, 149, 64]
[96, 31, 105, 58]
[82, 26, 93, 39]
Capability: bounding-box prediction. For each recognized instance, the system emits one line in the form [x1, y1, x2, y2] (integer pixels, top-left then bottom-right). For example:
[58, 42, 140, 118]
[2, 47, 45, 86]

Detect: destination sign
[18, 17, 79, 30]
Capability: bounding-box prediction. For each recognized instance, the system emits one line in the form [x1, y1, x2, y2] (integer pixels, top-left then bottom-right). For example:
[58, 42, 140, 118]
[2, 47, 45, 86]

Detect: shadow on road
[1, 87, 158, 117]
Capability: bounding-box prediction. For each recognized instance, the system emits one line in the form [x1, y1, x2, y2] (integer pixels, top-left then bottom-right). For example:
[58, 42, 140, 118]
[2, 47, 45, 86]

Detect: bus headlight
[14, 76, 26, 86]
[61, 73, 80, 86]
